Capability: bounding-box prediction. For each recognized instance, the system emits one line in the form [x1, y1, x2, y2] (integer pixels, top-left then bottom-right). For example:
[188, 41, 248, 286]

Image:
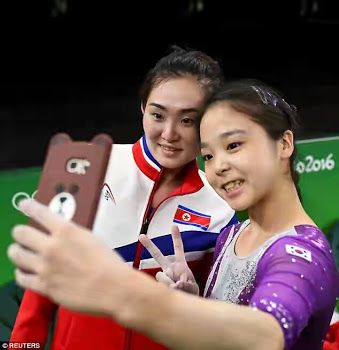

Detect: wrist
[108, 268, 176, 332]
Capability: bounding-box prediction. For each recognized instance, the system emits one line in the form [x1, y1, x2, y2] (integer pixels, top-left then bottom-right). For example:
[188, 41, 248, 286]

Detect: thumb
[175, 281, 200, 295]
[156, 271, 176, 288]
[179, 271, 188, 283]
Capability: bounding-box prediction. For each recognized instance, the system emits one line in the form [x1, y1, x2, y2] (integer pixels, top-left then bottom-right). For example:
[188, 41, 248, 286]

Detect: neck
[151, 164, 190, 208]
[160, 165, 189, 185]
[247, 178, 315, 238]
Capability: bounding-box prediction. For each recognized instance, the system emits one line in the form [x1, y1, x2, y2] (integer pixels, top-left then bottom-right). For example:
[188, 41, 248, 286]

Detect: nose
[161, 121, 179, 143]
[59, 197, 67, 203]
[214, 156, 231, 176]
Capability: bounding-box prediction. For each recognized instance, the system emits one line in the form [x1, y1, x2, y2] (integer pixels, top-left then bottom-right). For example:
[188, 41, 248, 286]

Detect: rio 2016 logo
[295, 153, 335, 174]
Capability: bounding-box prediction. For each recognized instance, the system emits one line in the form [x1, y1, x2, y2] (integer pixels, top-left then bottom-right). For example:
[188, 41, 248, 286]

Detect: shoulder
[105, 144, 136, 179]
[111, 143, 134, 159]
[258, 225, 338, 296]
[113, 143, 133, 150]
[266, 225, 333, 264]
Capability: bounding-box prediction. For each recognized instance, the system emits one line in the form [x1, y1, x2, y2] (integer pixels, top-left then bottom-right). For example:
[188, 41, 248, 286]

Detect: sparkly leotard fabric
[204, 220, 339, 350]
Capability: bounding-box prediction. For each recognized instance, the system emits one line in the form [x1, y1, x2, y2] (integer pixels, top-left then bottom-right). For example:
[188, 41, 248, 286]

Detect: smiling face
[142, 75, 204, 170]
[200, 102, 281, 211]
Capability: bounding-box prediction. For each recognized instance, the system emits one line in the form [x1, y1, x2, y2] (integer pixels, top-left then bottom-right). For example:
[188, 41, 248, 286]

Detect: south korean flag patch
[285, 244, 312, 262]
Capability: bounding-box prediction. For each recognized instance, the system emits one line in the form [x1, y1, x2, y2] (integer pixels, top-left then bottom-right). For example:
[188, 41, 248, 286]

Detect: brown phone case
[29, 132, 113, 232]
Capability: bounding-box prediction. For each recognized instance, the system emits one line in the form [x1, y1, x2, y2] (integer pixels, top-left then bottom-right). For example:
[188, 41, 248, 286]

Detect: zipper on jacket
[124, 172, 161, 350]
[132, 217, 149, 269]
[141, 217, 149, 235]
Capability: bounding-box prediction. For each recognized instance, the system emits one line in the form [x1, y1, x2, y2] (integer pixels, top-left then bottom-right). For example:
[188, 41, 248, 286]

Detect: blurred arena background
[0, 0, 339, 169]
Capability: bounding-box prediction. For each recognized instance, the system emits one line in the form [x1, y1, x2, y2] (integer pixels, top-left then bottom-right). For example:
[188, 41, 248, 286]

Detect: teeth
[225, 180, 244, 193]
[160, 145, 176, 151]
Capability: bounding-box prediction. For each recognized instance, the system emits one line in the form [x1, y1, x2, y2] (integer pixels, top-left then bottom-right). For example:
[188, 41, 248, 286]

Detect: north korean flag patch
[173, 205, 211, 231]
[285, 244, 312, 262]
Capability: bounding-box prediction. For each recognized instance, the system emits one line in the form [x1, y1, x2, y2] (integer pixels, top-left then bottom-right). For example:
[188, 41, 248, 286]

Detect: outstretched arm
[8, 199, 284, 350]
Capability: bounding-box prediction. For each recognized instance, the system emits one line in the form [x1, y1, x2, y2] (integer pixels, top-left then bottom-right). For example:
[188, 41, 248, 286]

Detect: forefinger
[12, 224, 50, 253]
[138, 234, 170, 270]
[171, 226, 185, 262]
[19, 199, 69, 234]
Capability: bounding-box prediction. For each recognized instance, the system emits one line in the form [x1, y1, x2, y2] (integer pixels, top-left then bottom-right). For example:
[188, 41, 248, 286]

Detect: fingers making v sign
[139, 225, 199, 295]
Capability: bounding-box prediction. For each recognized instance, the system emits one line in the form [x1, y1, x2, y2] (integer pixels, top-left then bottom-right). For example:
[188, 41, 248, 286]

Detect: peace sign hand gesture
[139, 226, 199, 295]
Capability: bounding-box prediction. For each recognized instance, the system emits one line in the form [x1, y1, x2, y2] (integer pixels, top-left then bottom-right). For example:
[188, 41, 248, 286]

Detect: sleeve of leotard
[249, 233, 338, 349]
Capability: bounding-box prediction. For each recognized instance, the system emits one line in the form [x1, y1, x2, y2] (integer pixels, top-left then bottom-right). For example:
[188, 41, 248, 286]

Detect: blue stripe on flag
[177, 204, 211, 218]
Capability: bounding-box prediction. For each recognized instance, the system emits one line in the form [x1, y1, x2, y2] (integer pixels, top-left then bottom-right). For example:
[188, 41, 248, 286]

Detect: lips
[159, 144, 181, 152]
[223, 179, 244, 193]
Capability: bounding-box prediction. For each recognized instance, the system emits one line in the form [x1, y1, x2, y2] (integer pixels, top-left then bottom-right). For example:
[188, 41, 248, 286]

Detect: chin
[160, 159, 186, 170]
[161, 154, 195, 168]
[232, 203, 249, 212]
[221, 195, 249, 212]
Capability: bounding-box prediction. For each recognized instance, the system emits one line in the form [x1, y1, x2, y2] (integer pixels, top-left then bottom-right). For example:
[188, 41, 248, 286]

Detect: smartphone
[28, 132, 113, 231]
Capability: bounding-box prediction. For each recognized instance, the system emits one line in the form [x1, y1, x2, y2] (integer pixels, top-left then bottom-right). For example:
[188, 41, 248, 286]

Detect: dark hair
[205, 79, 301, 195]
[140, 45, 224, 109]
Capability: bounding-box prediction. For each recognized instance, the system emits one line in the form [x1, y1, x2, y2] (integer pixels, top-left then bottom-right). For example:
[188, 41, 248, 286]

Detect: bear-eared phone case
[28, 132, 113, 232]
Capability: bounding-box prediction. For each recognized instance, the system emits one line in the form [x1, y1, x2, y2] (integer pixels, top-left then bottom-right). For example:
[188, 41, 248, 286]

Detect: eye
[69, 184, 79, 194]
[202, 154, 213, 161]
[227, 142, 241, 150]
[55, 183, 65, 193]
[153, 113, 163, 120]
[181, 117, 194, 125]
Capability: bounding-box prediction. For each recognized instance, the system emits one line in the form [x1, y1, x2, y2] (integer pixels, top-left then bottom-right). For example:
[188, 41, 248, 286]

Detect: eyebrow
[149, 103, 200, 114]
[200, 129, 246, 148]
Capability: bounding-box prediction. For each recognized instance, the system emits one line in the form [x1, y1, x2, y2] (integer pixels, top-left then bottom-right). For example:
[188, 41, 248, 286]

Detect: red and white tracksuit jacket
[10, 135, 237, 350]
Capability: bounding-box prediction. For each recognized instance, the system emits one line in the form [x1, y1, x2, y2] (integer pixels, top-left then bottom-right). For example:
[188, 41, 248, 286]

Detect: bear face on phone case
[30, 132, 113, 232]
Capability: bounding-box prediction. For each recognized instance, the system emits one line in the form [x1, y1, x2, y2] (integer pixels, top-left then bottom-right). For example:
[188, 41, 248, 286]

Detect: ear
[141, 102, 145, 115]
[91, 133, 113, 147]
[50, 132, 72, 146]
[280, 130, 294, 159]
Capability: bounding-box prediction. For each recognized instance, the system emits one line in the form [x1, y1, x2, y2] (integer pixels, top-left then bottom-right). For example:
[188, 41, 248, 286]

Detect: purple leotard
[204, 221, 339, 350]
